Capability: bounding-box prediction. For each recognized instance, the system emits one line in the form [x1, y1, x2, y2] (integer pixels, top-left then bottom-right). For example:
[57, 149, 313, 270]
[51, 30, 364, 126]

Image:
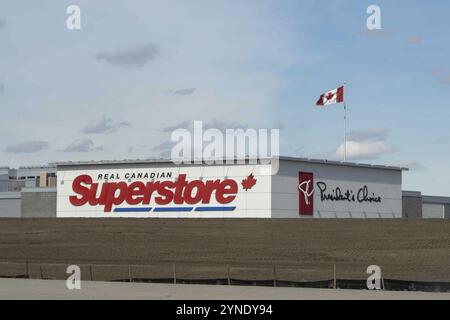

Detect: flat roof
[21, 187, 57, 193]
[18, 165, 57, 169]
[0, 192, 21, 199]
[402, 190, 422, 197]
[423, 195, 450, 205]
[56, 156, 408, 172]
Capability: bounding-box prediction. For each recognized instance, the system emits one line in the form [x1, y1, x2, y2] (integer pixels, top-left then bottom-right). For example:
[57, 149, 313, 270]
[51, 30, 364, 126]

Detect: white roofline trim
[56, 156, 408, 172]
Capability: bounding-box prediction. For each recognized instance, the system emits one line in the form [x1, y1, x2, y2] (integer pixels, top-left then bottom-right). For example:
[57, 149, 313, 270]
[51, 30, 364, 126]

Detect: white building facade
[56, 157, 405, 219]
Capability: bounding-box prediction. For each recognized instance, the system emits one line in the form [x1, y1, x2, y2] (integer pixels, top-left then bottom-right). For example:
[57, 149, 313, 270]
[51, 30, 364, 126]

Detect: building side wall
[402, 195, 423, 218]
[0, 192, 21, 218]
[272, 160, 402, 218]
[422, 203, 445, 219]
[21, 189, 57, 218]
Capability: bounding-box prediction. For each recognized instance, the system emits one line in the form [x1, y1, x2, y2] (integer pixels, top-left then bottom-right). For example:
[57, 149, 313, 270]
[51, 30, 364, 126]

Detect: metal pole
[343, 82, 347, 162]
[25, 259, 29, 278]
[173, 264, 177, 285]
[333, 264, 337, 289]
[128, 265, 132, 283]
[343, 102, 347, 162]
[273, 265, 277, 288]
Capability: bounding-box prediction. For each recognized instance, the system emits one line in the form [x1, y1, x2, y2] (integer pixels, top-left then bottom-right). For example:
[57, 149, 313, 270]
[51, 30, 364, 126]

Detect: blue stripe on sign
[114, 207, 152, 213]
[153, 207, 194, 212]
[195, 207, 237, 212]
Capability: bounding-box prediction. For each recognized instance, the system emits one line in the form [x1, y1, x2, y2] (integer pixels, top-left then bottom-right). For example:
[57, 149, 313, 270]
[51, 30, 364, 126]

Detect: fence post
[25, 259, 29, 278]
[128, 265, 133, 282]
[227, 265, 230, 286]
[273, 265, 277, 287]
[173, 264, 177, 285]
[90, 265, 94, 281]
[333, 264, 337, 289]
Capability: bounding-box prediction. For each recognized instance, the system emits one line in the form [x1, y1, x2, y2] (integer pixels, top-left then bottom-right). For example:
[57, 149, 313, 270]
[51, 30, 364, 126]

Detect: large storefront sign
[70, 173, 243, 212]
[298, 171, 382, 216]
[57, 165, 270, 217]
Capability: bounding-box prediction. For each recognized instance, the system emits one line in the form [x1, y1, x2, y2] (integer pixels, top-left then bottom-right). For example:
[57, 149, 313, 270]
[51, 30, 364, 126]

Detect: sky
[0, 0, 449, 195]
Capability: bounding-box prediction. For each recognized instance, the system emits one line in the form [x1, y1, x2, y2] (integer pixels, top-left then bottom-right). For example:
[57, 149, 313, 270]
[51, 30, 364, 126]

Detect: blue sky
[0, 0, 449, 195]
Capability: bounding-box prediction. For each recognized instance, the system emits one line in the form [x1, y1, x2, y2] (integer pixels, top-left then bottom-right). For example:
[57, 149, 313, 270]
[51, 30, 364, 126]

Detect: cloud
[152, 140, 175, 159]
[162, 120, 191, 133]
[4, 141, 49, 154]
[0, 83, 4, 93]
[156, 119, 277, 159]
[0, 18, 5, 30]
[60, 138, 103, 152]
[95, 43, 159, 67]
[83, 116, 131, 134]
[173, 88, 196, 96]
[162, 119, 250, 133]
[153, 140, 175, 152]
[347, 128, 389, 142]
[205, 120, 252, 131]
[333, 127, 397, 161]
[396, 161, 426, 171]
[150, 139, 187, 159]
[152, 140, 204, 159]
[127, 145, 150, 153]
[335, 141, 396, 161]
[430, 65, 450, 86]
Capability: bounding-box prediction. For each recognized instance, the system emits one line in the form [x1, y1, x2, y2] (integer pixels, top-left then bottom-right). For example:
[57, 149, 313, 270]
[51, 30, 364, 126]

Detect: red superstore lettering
[69, 174, 238, 212]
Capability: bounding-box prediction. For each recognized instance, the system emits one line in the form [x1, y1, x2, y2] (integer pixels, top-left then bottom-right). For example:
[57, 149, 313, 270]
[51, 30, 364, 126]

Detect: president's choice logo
[298, 172, 314, 216]
[298, 171, 383, 216]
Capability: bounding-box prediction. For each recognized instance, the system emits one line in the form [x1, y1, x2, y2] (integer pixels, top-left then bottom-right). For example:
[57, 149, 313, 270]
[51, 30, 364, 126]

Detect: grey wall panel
[402, 195, 423, 219]
[422, 203, 444, 219]
[21, 189, 57, 218]
[0, 192, 21, 218]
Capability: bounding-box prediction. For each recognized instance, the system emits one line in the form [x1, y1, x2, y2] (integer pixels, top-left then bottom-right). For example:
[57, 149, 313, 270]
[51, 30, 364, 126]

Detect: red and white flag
[316, 86, 344, 107]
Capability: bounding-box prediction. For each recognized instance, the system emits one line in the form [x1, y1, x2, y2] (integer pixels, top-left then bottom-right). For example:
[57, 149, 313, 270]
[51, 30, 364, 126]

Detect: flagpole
[343, 82, 347, 162]
[344, 101, 347, 162]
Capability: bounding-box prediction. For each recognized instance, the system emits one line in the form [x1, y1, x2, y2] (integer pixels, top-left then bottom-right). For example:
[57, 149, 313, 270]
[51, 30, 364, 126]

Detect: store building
[0, 157, 448, 219]
[56, 157, 405, 218]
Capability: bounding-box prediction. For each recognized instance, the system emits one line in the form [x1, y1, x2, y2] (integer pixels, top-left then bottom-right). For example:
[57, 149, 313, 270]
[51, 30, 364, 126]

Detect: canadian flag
[316, 86, 344, 107]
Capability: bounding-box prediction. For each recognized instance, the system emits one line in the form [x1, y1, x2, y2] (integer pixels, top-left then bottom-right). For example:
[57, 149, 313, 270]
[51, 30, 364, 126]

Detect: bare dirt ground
[0, 219, 448, 282]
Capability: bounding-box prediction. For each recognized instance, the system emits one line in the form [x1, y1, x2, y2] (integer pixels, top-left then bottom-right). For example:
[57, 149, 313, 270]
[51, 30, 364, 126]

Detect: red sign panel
[298, 172, 314, 216]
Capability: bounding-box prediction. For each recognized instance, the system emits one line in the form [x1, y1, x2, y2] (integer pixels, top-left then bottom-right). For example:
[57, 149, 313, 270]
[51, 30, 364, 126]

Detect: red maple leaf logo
[241, 174, 257, 191]
[326, 92, 335, 101]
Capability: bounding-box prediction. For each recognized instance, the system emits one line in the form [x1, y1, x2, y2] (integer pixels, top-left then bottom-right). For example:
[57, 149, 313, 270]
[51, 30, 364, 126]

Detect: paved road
[0, 279, 449, 300]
